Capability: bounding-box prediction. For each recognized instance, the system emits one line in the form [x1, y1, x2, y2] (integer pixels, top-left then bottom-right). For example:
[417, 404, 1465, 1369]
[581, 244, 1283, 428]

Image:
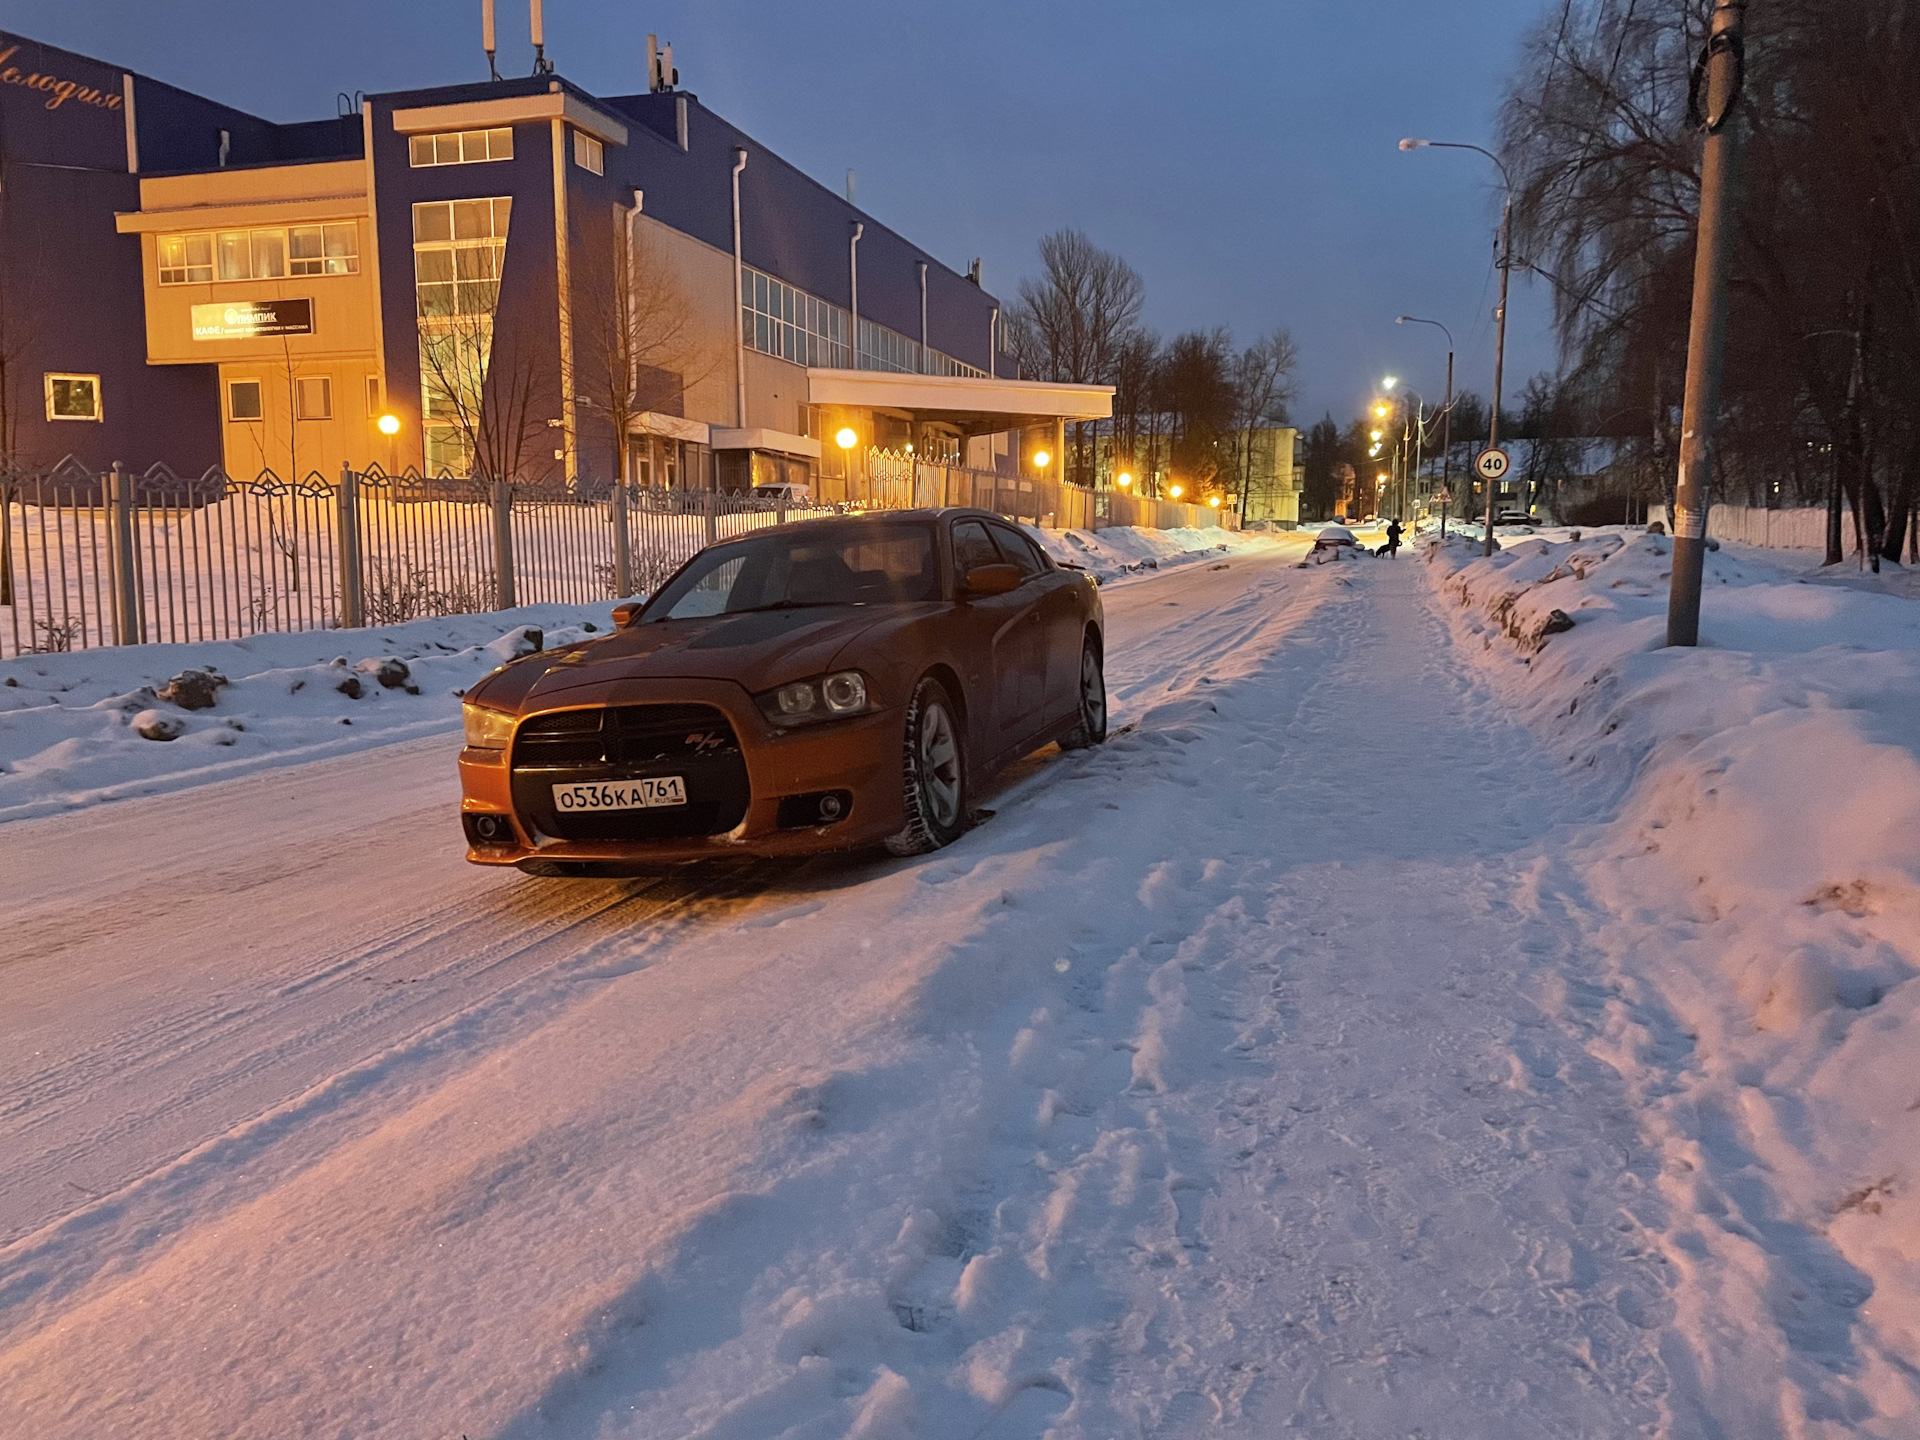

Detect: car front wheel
[885, 677, 967, 856]
[1059, 639, 1108, 750]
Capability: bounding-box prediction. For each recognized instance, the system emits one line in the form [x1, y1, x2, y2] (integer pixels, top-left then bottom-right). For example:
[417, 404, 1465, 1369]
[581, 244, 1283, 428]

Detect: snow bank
[0, 604, 613, 822]
[1425, 530, 1920, 1402]
[1029, 523, 1291, 584]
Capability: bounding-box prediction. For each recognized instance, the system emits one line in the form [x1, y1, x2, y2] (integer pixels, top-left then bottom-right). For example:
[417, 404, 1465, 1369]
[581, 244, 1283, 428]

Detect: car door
[949, 518, 1046, 754]
[987, 521, 1080, 723]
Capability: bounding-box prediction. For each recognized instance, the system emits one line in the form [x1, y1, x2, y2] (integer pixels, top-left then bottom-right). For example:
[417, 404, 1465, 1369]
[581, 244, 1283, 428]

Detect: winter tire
[885, 677, 967, 856]
[1058, 638, 1108, 750]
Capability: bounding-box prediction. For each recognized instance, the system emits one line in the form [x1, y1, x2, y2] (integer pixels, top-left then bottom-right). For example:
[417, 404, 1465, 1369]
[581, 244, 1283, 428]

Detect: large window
[413, 198, 513, 473]
[409, 128, 513, 167]
[742, 266, 849, 369]
[412, 198, 512, 316]
[739, 265, 984, 377]
[295, 376, 332, 420]
[158, 224, 358, 285]
[227, 379, 263, 421]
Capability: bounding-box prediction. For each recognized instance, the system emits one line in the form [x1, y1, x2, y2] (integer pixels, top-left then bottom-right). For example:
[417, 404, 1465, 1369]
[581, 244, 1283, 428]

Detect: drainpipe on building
[731, 147, 748, 429]
[849, 222, 864, 370]
[988, 305, 999, 380]
[917, 261, 928, 374]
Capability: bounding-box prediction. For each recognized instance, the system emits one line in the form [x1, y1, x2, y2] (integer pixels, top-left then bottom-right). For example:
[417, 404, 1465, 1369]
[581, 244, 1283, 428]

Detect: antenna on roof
[530, 0, 553, 75]
[482, 0, 499, 80]
[845, 169, 856, 204]
[647, 34, 678, 92]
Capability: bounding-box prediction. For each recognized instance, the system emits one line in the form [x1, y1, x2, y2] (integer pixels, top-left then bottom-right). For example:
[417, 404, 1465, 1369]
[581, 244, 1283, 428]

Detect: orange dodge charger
[458, 509, 1107, 873]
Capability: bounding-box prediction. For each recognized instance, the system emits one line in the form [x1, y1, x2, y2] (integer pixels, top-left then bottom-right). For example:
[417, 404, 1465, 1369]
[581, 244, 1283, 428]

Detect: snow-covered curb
[0, 604, 614, 823]
[1423, 531, 1920, 1394]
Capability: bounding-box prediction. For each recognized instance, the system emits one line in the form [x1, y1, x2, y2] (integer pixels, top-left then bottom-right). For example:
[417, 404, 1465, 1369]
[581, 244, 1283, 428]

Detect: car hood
[475, 605, 904, 713]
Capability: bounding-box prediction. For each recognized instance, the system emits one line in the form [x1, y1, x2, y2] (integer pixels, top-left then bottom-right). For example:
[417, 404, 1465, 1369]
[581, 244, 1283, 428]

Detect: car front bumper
[457, 678, 906, 867]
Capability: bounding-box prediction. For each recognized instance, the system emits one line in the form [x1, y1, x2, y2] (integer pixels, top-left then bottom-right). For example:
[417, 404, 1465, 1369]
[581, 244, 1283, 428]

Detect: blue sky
[14, 0, 1560, 424]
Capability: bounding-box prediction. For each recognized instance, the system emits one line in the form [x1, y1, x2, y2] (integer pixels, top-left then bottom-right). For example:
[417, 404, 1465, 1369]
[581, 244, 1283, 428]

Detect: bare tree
[1226, 328, 1300, 514]
[579, 211, 722, 488]
[415, 302, 556, 485]
[1010, 230, 1144, 486]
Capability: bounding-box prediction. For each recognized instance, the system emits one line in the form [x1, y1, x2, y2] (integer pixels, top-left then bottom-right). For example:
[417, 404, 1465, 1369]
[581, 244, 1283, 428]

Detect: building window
[159, 225, 356, 284]
[411, 198, 513, 317]
[412, 197, 514, 473]
[366, 375, 382, 415]
[289, 223, 359, 276]
[46, 374, 102, 421]
[573, 130, 604, 175]
[738, 265, 984, 377]
[294, 376, 332, 420]
[158, 233, 213, 284]
[228, 379, 264, 421]
[408, 128, 513, 167]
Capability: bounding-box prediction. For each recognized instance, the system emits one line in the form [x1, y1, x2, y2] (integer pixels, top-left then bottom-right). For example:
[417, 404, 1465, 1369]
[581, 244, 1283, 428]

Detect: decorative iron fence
[2, 455, 1233, 657]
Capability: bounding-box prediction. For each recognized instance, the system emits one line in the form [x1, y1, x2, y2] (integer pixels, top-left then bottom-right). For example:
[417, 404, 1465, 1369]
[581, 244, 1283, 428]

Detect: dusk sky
[13, 0, 1561, 427]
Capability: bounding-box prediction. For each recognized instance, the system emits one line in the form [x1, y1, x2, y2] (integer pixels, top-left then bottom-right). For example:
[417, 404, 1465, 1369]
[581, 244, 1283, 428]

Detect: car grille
[510, 703, 750, 842]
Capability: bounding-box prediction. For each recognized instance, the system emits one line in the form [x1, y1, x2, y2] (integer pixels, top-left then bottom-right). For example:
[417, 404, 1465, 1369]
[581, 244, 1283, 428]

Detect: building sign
[0, 41, 124, 112]
[191, 299, 314, 341]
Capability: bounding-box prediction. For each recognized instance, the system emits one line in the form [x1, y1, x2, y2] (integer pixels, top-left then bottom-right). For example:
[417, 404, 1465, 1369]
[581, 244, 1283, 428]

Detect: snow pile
[1031, 523, 1289, 584]
[0, 604, 612, 822]
[1426, 530, 1920, 1409]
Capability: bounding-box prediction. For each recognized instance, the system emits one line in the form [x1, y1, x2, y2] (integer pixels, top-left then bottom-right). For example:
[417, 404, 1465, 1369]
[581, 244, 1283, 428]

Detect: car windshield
[645, 523, 939, 621]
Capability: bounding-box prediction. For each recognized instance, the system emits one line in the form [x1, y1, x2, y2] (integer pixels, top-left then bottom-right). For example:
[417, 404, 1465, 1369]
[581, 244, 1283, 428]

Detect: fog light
[776, 790, 853, 830]
[818, 792, 843, 821]
[465, 812, 513, 845]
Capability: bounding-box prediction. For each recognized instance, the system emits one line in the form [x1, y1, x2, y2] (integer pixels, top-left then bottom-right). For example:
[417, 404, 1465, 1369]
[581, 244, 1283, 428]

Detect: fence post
[491, 480, 517, 610]
[107, 462, 144, 646]
[336, 463, 365, 629]
[705, 486, 719, 545]
[610, 481, 633, 597]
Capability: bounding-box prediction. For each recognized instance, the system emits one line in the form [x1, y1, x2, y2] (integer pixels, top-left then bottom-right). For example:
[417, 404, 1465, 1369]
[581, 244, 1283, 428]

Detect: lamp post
[1397, 316, 1454, 536]
[1400, 138, 1512, 556]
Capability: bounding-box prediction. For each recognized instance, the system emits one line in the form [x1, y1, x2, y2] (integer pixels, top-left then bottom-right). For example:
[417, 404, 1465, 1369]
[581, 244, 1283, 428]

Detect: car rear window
[646, 524, 938, 619]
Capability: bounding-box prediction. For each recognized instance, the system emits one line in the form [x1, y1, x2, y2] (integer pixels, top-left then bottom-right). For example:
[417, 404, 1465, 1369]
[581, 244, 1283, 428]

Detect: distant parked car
[1311, 525, 1361, 553]
[750, 481, 812, 505]
[1493, 509, 1535, 527]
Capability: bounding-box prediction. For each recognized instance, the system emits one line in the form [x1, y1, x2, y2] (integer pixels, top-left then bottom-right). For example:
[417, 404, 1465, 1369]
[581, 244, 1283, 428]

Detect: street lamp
[1032, 448, 1051, 472]
[1397, 315, 1455, 538]
[1168, 483, 1185, 500]
[1400, 136, 1513, 556]
[1115, 471, 1133, 488]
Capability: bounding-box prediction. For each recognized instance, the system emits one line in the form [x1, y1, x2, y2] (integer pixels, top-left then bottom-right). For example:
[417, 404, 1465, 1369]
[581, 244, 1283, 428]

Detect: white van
[749, 482, 812, 505]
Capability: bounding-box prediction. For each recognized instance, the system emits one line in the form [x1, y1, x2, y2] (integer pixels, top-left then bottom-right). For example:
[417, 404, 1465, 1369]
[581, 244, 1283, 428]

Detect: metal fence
[2, 454, 1232, 658]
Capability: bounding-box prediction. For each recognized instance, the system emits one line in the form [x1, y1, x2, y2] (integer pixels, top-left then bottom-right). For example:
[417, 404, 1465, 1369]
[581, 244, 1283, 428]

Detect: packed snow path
[0, 552, 1890, 1437]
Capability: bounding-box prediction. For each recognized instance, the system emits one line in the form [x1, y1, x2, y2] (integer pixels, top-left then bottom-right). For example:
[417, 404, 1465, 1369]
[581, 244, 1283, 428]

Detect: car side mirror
[611, 601, 643, 628]
[960, 563, 1023, 598]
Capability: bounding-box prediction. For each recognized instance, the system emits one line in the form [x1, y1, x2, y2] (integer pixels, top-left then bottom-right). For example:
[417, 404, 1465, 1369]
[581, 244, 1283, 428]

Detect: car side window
[952, 520, 1001, 576]
[987, 523, 1047, 578]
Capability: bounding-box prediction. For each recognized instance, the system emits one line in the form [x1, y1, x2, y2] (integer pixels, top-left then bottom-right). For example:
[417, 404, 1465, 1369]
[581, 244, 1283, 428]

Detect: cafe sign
[191, 299, 314, 341]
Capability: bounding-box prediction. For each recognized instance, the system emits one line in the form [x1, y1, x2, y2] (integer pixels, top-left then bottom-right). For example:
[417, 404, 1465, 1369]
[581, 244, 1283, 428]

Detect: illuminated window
[573, 130, 604, 174]
[412, 198, 514, 472]
[227, 379, 263, 421]
[45, 374, 102, 421]
[294, 376, 332, 420]
[289, 223, 360, 276]
[158, 233, 213, 284]
[408, 128, 513, 167]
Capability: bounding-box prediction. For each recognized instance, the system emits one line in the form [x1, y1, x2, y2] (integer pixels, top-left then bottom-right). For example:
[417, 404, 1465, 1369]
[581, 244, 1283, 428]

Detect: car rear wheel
[1059, 639, 1108, 750]
[885, 677, 966, 856]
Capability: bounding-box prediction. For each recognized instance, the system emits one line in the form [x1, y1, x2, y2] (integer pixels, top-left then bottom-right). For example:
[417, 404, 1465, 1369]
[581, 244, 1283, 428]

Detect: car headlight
[463, 703, 516, 749]
[756, 670, 871, 727]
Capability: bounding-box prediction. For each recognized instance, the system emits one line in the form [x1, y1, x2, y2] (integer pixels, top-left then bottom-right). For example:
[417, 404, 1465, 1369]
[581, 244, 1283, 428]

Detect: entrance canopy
[805, 369, 1112, 436]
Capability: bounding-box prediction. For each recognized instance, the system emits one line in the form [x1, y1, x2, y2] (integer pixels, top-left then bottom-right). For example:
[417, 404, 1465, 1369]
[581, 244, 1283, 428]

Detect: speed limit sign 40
[1475, 448, 1510, 481]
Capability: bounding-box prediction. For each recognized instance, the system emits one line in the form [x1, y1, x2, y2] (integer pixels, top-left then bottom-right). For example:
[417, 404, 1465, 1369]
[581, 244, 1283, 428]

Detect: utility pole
[1485, 197, 1512, 556]
[1667, 0, 1748, 646]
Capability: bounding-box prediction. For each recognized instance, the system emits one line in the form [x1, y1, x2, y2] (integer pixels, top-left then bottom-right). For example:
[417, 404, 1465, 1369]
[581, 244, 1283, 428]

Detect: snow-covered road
[2, 549, 1908, 1437]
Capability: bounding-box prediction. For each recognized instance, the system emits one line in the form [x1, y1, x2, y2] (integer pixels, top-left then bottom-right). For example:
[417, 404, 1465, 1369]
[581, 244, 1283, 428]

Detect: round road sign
[1475, 448, 1511, 481]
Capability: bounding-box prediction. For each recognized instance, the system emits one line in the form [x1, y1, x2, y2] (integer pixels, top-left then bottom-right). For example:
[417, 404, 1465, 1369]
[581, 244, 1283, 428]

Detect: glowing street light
[1382, 376, 1399, 391]
[1032, 449, 1051, 470]
[834, 426, 859, 449]
[1207, 495, 1223, 509]
[1168, 483, 1185, 499]
[1369, 429, 1383, 442]
[1115, 471, 1133, 488]
[376, 413, 401, 436]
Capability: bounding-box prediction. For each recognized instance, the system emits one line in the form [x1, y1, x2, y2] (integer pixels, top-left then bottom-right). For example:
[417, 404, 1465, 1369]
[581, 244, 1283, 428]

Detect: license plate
[551, 776, 687, 812]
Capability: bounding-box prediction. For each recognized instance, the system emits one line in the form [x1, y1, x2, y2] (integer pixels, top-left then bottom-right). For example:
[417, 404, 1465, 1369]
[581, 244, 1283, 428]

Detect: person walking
[1383, 517, 1404, 558]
